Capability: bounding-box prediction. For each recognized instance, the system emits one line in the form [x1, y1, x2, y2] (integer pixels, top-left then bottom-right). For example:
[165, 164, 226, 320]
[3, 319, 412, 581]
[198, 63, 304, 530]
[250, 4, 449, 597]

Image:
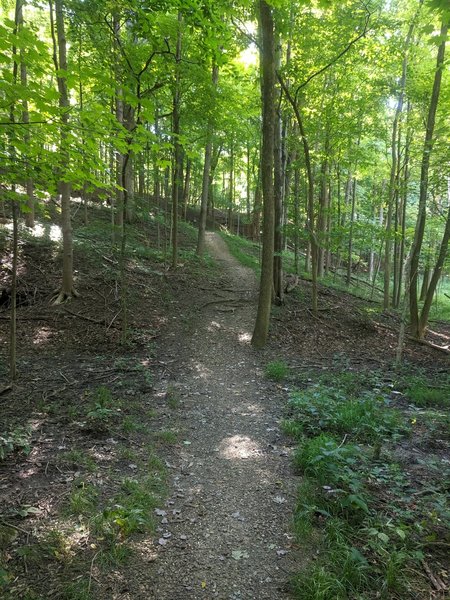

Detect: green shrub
[0, 427, 32, 461]
[265, 360, 289, 381]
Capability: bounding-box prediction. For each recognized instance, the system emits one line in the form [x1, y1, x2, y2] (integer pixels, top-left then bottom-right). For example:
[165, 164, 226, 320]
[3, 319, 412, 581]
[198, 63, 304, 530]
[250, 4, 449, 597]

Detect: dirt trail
[148, 233, 303, 599]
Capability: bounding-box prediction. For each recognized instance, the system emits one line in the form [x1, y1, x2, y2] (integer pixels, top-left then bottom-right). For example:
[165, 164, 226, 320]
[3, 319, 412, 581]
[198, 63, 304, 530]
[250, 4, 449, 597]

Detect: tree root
[52, 288, 79, 305]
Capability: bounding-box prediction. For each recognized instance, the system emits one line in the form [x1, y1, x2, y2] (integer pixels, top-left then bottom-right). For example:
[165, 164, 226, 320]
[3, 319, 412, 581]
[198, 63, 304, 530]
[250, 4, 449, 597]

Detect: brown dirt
[0, 218, 448, 599]
[142, 232, 306, 599]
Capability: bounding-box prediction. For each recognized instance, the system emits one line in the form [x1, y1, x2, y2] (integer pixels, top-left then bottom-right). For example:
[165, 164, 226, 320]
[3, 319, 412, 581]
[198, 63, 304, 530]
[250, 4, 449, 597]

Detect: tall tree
[50, 0, 77, 304]
[409, 19, 448, 338]
[252, 0, 275, 349]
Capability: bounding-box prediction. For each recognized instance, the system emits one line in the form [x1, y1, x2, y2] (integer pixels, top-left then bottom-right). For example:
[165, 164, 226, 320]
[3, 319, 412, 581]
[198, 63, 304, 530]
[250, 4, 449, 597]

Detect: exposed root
[52, 288, 79, 305]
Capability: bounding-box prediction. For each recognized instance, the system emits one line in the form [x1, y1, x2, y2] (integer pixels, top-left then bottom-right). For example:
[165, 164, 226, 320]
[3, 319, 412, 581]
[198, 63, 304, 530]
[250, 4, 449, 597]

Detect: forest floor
[0, 212, 449, 599]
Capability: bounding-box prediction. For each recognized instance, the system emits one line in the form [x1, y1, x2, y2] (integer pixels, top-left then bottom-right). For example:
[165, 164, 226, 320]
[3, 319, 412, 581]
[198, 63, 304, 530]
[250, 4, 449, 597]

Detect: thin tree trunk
[346, 177, 356, 287]
[396, 117, 412, 308]
[17, 1, 34, 228]
[273, 32, 283, 304]
[385, 11, 418, 309]
[317, 130, 330, 278]
[171, 11, 182, 269]
[196, 63, 218, 255]
[8, 0, 21, 379]
[50, 0, 76, 304]
[228, 142, 234, 233]
[409, 21, 447, 337]
[293, 163, 300, 275]
[183, 157, 191, 219]
[419, 194, 450, 337]
[114, 16, 124, 229]
[277, 78, 318, 312]
[252, 0, 275, 348]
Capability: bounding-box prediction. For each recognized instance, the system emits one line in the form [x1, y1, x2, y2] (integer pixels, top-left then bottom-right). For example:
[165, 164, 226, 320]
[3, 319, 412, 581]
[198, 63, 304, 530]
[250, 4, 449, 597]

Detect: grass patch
[219, 231, 260, 272]
[58, 449, 97, 472]
[285, 371, 447, 599]
[406, 382, 449, 408]
[153, 429, 178, 445]
[265, 360, 289, 382]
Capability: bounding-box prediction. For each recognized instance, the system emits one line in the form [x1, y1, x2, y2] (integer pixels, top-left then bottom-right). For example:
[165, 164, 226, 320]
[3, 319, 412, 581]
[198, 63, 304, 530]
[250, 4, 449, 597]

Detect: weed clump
[285, 371, 443, 600]
[265, 360, 289, 382]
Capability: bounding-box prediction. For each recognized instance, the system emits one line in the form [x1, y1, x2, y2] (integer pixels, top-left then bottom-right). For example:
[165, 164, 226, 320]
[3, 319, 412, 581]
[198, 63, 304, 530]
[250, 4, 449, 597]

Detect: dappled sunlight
[428, 329, 450, 345]
[17, 465, 40, 479]
[238, 331, 252, 343]
[129, 536, 158, 563]
[7, 221, 64, 242]
[232, 403, 264, 416]
[192, 361, 212, 380]
[33, 326, 55, 345]
[207, 320, 222, 331]
[219, 435, 263, 460]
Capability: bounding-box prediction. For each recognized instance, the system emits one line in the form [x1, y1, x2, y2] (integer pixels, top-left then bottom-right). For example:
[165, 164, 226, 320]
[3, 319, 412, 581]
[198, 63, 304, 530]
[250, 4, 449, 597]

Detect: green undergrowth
[0, 382, 168, 599]
[219, 230, 261, 272]
[265, 359, 290, 381]
[284, 370, 449, 600]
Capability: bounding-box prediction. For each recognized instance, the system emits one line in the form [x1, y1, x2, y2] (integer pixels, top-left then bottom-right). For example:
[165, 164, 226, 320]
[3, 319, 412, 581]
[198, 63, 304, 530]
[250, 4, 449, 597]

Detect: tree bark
[418, 191, 450, 337]
[114, 15, 124, 229]
[252, 0, 275, 348]
[273, 31, 283, 304]
[183, 157, 191, 219]
[346, 177, 356, 287]
[50, 0, 76, 303]
[409, 21, 448, 337]
[171, 11, 183, 269]
[196, 62, 219, 255]
[17, 1, 34, 228]
[317, 131, 330, 278]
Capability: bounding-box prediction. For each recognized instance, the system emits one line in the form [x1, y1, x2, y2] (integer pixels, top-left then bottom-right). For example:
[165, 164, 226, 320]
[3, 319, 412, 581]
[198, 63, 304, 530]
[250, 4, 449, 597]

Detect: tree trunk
[395, 116, 412, 308]
[183, 157, 191, 219]
[419, 263, 431, 301]
[293, 163, 300, 275]
[346, 177, 356, 287]
[277, 78, 318, 312]
[317, 131, 330, 278]
[273, 33, 283, 304]
[197, 62, 218, 255]
[50, 0, 76, 304]
[418, 194, 450, 338]
[252, 0, 275, 349]
[171, 11, 182, 269]
[17, 1, 34, 228]
[228, 142, 234, 233]
[385, 20, 416, 309]
[409, 21, 448, 337]
[114, 16, 124, 229]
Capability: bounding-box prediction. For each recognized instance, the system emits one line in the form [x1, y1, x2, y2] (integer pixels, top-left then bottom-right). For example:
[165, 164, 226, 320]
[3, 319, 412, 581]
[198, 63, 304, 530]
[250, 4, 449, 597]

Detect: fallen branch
[0, 385, 12, 395]
[409, 336, 450, 354]
[421, 560, 447, 592]
[62, 308, 105, 324]
[199, 298, 249, 309]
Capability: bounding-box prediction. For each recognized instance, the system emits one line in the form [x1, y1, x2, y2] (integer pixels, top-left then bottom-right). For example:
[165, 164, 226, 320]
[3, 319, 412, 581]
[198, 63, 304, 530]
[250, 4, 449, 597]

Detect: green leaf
[347, 494, 369, 513]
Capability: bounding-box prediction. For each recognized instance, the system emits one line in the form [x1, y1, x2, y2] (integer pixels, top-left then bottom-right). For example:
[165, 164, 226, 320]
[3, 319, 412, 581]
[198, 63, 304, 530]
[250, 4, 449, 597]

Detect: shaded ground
[145, 232, 305, 599]
[0, 216, 448, 599]
[268, 276, 449, 371]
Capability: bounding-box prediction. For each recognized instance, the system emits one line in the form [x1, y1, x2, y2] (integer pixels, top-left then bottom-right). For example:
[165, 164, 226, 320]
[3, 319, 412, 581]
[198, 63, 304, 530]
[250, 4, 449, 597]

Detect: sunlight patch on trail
[192, 361, 212, 380]
[219, 435, 263, 460]
[238, 331, 252, 343]
[33, 326, 55, 345]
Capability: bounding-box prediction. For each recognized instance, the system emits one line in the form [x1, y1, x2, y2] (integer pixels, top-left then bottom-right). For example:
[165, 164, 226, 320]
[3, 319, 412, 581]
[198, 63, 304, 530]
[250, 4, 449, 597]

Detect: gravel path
[148, 232, 303, 599]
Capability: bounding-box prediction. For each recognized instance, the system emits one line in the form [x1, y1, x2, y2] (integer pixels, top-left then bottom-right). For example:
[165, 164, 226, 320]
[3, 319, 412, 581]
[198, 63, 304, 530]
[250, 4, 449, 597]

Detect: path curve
[149, 232, 302, 599]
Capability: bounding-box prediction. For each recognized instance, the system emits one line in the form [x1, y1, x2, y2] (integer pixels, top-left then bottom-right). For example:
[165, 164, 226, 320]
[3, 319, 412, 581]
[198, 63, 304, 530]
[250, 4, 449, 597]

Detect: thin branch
[293, 10, 372, 102]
